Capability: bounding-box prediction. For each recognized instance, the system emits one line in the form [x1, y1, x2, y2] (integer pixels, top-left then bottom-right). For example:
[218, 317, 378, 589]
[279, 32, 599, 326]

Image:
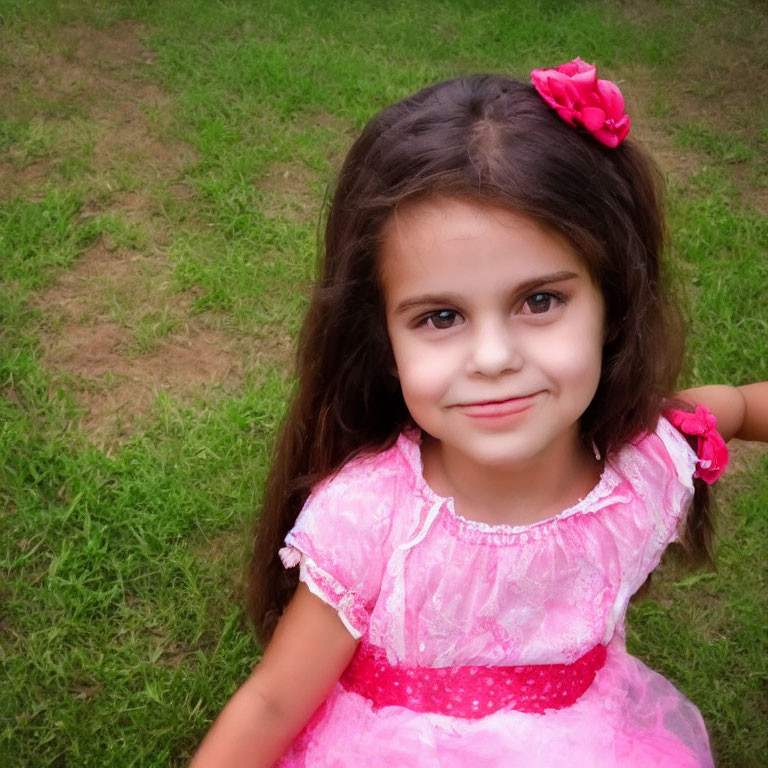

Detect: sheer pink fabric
[277, 417, 714, 767]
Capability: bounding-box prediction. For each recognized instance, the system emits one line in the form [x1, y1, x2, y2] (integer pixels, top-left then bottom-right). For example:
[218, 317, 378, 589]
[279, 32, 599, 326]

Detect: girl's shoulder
[293, 429, 424, 542]
[620, 415, 700, 487]
[606, 415, 700, 547]
[313, 429, 421, 500]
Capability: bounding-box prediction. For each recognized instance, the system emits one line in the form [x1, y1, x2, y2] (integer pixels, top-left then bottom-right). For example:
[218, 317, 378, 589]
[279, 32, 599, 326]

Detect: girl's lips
[457, 394, 539, 418]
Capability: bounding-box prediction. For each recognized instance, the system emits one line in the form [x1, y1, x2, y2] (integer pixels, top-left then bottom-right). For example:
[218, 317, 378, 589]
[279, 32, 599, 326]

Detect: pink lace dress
[277, 417, 714, 767]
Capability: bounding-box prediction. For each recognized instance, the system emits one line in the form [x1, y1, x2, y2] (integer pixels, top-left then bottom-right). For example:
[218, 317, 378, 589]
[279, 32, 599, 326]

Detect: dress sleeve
[278, 456, 396, 639]
[635, 416, 699, 571]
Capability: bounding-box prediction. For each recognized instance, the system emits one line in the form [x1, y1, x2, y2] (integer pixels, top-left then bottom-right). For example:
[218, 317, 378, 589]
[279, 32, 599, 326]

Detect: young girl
[191, 59, 768, 767]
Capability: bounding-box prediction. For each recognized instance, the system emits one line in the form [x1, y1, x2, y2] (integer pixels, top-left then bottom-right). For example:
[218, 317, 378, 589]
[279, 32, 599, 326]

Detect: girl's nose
[467, 319, 523, 377]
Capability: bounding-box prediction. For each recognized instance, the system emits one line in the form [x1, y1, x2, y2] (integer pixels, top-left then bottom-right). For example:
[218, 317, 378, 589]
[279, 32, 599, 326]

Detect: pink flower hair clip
[666, 405, 730, 485]
[530, 57, 631, 148]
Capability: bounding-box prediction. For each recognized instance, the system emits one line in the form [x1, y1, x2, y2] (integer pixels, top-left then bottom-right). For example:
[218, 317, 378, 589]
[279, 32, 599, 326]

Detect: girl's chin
[432, 422, 584, 470]
[436, 438, 554, 469]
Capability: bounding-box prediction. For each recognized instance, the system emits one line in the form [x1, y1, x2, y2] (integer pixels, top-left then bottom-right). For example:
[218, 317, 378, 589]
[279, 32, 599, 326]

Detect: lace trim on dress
[279, 545, 369, 639]
[439, 474, 628, 545]
[395, 431, 627, 546]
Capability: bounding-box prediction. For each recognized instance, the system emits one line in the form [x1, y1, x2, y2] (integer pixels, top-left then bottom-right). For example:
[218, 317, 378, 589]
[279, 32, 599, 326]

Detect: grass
[1, 0, 767, 765]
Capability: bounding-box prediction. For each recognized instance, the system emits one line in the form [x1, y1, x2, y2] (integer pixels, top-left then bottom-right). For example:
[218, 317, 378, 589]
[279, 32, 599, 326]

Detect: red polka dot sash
[340, 641, 607, 718]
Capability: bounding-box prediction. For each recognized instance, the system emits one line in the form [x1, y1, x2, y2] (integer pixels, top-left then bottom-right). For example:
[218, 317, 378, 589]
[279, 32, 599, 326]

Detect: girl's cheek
[404, 357, 451, 392]
[536, 322, 603, 379]
[393, 346, 455, 396]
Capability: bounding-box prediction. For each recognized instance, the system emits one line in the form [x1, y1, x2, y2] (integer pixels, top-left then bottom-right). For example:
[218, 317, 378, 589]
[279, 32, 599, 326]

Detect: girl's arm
[189, 582, 358, 768]
[678, 382, 768, 442]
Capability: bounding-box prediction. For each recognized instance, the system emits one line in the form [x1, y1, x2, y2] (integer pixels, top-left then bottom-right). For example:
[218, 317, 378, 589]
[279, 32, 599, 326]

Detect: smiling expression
[380, 196, 605, 475]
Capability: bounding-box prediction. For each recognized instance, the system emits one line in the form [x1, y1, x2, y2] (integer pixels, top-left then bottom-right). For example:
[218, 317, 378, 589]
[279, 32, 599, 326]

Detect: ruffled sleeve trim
[628, 416, 699, 560]
[279, 539, 369, 640]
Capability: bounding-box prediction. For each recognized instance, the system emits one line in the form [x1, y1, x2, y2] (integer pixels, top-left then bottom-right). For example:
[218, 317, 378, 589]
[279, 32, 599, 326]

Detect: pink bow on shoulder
[666, 405, 729, 484]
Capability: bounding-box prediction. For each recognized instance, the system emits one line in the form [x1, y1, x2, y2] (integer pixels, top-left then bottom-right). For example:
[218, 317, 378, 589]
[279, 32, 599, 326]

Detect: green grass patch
[676, 122, 755, 165]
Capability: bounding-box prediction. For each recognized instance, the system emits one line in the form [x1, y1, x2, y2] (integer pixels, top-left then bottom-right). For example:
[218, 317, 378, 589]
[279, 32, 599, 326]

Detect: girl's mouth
[457, 394, 539, 419]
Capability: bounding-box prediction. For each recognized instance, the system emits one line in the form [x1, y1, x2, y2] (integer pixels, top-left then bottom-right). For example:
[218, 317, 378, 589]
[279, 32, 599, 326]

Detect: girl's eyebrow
[392, 270, 580, 314]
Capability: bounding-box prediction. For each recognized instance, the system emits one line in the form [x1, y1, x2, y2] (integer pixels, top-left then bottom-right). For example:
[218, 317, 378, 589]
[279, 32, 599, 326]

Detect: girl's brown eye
[426, 310, 460, 329]
[525, 293, 557, 314]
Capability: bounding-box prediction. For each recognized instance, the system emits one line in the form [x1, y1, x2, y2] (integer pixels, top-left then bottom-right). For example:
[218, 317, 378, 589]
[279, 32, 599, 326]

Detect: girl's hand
[189, 582, 358, 768]
[678, 382, 768, 443]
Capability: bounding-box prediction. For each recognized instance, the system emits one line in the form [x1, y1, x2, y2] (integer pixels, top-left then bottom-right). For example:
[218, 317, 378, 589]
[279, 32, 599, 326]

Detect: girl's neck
[421, 431, 602, 527]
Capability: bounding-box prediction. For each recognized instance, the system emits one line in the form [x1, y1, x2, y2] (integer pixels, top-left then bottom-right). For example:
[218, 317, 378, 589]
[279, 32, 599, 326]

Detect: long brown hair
[249, 75, 712, 644]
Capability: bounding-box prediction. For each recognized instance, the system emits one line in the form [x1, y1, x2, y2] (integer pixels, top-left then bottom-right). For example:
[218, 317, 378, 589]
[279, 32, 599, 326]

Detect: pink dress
[277, 417, 714, 767]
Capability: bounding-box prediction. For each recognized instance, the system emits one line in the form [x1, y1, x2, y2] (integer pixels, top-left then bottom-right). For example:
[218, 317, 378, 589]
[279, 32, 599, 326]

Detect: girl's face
[380, 196, 605, 472]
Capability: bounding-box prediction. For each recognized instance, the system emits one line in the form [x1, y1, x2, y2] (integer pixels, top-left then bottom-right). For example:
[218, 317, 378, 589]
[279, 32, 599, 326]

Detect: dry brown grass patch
[43, 319, 245, 446]
[2, 21, 197, 215]
[35, 239, 249, 445]
[619, 5, 768, 212]
[2, 20, 264, 445]
[621, 66, 702, 185]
